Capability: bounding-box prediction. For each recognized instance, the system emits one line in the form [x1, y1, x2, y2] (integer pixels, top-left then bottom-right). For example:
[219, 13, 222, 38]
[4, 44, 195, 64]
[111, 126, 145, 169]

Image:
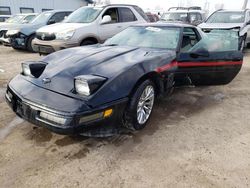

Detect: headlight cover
[56, 29, 75, 40]
[22, 62, 47, 78]
[75, 75, 107, 96]
[6, 29, 20, 36]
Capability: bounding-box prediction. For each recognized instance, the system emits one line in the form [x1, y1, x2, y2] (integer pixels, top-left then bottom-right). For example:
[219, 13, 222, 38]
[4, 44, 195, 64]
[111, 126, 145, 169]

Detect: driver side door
[176, 27, 243, 86]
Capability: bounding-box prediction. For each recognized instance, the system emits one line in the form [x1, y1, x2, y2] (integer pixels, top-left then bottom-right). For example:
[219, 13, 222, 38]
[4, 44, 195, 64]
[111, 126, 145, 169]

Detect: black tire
[124, 80, 155, 130]
[80, 39, 97, 46]
[27, 35, 35, 52]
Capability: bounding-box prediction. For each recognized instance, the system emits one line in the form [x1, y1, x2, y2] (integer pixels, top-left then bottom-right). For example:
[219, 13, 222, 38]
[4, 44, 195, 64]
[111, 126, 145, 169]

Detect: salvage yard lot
[0, 46, 250, 188]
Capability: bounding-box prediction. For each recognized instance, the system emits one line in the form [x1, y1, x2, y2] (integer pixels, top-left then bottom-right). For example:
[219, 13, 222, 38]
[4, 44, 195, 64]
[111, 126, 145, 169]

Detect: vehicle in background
[6, 23, 243, 136]
[199, 9, 250, 51]
[0, 13, 38, 45]
[32, 4, 149, 54]
[5, 10, 72, 52]
[0, 13, 37, 26]
[161, 6, 206, 25]
[0, 15, 11, 22]
[146, 12, 159, 22]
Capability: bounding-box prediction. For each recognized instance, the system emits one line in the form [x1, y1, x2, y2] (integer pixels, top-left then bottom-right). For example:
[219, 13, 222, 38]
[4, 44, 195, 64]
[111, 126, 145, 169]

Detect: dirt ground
[0, 46, 250, 188]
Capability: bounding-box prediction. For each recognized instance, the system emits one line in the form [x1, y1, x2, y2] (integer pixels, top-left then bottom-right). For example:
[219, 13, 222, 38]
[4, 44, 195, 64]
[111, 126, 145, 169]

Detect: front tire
[124, 80, 155, 130]
[27, 35, 35, 52]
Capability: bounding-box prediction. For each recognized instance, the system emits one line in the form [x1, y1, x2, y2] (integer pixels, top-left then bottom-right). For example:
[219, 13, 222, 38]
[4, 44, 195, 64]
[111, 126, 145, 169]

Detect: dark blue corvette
[6, 23, 243, 136]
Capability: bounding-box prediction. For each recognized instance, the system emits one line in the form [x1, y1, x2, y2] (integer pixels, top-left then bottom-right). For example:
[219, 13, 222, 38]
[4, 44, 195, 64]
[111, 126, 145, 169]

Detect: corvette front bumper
[6, 81, 128, 136]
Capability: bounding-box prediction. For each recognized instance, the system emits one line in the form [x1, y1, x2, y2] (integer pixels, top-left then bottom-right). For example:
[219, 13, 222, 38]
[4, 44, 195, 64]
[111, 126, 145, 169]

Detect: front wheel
[124, 80, 155, 130]
[27, 35, 36, 52]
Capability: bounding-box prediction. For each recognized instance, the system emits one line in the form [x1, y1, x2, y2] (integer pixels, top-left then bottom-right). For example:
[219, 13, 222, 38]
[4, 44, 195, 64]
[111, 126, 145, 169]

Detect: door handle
[117, 26, 122, 28]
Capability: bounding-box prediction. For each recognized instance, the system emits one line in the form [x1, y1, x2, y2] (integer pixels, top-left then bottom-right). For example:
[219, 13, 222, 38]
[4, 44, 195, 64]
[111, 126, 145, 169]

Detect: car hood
[199, 22, 244, 29]
[6, 23, 43, 35]
[25, 45, 175, 99]
[37, 23, 89, 33]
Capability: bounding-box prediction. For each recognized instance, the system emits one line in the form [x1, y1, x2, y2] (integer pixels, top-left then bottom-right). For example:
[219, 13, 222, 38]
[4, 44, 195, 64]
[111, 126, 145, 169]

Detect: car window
[31, 12, 53, 24]
[162, 12, 188, 22]
[22, 15, 36, 23]
[5, 15, 25, 23]
[49, 12, 66, 23]
[134, 6, 150, 22]
[189, 13, 202, 22]
[102, 8, 119, 23]
[180, 28, 200, 52]
[189, 30, 239, 52]
[64, 7, 101, 23]
[119, 7, 137, 22]
[105, 26, 181, 50]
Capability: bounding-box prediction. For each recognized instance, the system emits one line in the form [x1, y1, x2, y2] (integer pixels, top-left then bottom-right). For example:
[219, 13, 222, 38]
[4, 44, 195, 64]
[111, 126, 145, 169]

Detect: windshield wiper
[103, 44, 119, 46]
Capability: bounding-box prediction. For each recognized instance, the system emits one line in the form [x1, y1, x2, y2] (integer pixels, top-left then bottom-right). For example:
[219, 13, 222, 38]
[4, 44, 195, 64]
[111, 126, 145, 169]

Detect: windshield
[206, 12, 245, 23]
[5, 15, 25, 23]
[105, 26, 181, 50]
[31, 12, 52, 24]
[21, 15, 36, 23]
[162, 13, 188, 22]
[64, 7, 102, 23]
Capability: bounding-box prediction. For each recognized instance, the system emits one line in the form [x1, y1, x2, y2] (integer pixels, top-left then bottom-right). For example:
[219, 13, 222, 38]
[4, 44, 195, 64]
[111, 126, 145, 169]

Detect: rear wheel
[124, 80, 155, 130]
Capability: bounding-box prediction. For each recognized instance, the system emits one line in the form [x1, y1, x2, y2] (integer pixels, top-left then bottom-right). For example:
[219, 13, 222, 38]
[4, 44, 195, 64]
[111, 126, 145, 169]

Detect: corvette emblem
[42, 78, 51, 84]
[41, 33, 46, 40]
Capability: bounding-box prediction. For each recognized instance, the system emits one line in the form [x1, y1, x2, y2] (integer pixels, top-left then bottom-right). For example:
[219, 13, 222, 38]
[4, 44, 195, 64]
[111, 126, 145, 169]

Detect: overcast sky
[111, 0, 247, 13]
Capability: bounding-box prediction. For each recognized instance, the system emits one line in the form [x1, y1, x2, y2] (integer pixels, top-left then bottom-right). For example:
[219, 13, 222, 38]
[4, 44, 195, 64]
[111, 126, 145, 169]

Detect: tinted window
[181, 28, 200, 52]
[134, 6, 150, 22]
[0, 7, 11, 15]
[102, 8, 119, 23]
[20, 8, 34, 13]
[119, 8, 137, 22]
[42, 9, 53, 12]
[49, 12, 67, 23]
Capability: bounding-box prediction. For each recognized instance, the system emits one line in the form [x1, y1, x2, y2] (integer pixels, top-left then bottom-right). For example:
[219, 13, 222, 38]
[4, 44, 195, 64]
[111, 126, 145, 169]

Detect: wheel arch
[80, 36, 100, 45]
[129, 71, 164, 98]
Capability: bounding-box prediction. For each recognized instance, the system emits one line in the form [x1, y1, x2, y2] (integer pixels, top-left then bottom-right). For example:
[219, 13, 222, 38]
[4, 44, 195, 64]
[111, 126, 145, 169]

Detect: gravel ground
[0, 46, 250, 188]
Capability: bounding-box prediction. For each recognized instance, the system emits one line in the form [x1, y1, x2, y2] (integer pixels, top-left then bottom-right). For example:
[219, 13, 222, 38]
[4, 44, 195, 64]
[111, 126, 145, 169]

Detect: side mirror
[190, 47, 209, 58]
[101, 15, 112, 25]
[47, 19, 56, 25]
[246, 20, 250, 25]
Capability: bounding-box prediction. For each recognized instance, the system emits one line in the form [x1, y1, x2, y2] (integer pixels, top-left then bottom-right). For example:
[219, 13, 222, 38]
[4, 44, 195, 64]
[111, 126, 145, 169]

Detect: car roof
[101, 4, 139, 8]
[216, 9, 246, 13]
[135, 22, 196, 28]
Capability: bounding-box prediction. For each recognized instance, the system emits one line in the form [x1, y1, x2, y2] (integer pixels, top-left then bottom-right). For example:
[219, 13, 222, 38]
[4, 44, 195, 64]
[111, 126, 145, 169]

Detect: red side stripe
[156, 61, 242, 73]
[178, 61, 243, 67]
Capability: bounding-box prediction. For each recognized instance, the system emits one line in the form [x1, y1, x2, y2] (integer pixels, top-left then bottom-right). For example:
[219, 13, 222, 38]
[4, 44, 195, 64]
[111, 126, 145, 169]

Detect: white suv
[32, 4, 149, 54]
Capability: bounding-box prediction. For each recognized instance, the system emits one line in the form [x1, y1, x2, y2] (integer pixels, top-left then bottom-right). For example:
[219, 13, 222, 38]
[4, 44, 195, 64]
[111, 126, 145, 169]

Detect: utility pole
[242, 0, 248, 9]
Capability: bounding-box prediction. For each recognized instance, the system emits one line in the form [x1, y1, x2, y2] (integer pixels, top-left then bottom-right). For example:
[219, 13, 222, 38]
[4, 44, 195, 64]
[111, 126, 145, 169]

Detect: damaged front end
[6, 30, 28, 49]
